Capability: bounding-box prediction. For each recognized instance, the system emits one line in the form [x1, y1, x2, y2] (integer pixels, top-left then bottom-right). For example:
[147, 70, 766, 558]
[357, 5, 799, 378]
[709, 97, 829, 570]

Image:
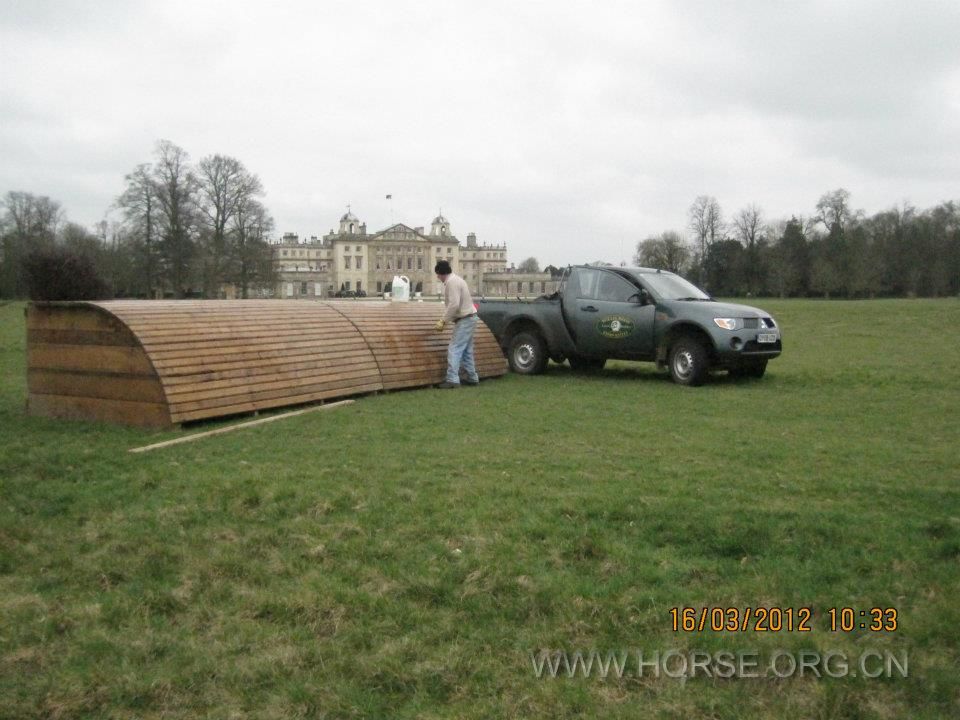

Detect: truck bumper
[714, 337, 782, 364]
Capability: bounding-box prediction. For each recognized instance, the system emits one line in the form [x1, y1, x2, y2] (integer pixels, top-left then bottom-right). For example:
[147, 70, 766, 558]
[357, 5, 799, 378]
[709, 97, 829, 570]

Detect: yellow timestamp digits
[669, 606, 814, 633]
[827, 607, 898, 632]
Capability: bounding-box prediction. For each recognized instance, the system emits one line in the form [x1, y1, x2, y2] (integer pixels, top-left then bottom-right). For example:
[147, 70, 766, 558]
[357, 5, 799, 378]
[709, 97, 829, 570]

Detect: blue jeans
[446, 315, 479, 384]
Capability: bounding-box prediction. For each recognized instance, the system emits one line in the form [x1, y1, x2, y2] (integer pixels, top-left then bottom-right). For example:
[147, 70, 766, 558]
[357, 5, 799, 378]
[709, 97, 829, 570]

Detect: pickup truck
[477, 265, 782, 385]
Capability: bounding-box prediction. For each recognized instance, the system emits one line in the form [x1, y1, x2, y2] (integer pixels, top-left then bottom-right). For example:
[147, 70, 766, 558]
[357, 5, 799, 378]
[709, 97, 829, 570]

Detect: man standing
[433, 260, 480, 388]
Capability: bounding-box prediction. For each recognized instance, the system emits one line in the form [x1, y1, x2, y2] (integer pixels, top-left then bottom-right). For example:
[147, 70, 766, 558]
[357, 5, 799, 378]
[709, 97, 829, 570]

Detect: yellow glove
[434, 319, 445, 332]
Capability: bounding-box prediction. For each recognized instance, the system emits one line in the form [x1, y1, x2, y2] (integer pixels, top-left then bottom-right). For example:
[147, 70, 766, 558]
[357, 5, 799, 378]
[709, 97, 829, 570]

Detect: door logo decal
[597, 315, 635, 339]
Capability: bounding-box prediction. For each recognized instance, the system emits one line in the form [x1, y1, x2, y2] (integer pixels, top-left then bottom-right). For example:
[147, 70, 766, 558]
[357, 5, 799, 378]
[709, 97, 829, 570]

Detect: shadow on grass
[543, 362, 769, 387]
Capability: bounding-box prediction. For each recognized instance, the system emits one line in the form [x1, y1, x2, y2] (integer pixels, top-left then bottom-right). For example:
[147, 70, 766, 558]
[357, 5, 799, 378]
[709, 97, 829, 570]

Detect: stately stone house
[273, 210, 523, 298]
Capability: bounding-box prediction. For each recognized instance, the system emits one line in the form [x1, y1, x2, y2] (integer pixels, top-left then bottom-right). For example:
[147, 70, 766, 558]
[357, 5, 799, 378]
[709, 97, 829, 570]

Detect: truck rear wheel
[668, 337, 709, 386]
[508, 331, 548, 375]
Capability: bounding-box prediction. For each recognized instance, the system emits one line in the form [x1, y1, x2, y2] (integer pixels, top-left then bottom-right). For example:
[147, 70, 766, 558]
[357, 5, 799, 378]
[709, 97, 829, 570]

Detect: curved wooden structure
[26, 300, 507, 428]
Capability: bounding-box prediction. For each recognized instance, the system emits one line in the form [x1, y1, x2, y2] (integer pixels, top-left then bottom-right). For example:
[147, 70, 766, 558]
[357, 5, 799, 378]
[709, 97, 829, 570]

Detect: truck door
[568, 268, 656, 359]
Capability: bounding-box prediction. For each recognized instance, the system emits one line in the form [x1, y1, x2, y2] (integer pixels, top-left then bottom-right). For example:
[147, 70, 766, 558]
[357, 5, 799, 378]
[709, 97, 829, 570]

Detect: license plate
[757, 332, 777, 343]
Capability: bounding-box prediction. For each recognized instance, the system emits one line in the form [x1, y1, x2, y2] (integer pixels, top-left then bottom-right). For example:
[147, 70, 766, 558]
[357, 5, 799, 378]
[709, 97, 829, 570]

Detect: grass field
[1, 298, 958, 719]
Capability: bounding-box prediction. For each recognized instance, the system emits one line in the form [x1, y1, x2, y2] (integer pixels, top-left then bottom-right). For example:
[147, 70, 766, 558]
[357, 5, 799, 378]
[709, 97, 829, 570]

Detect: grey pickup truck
[477, 265, 782, 385]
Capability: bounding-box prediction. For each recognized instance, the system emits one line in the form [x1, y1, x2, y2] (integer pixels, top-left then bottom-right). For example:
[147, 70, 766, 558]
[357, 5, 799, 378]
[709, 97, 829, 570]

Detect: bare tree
[634, 231, 691, 274]
[815, 188, 858, 234]
[152, 140, 198, 297]
[197, 154, 264, 297]
[1, 191, 63, 297]
[688, 195, 724, 283]
[731, 204, 766, 294]
[116, 163, 160, 297]
[231, 198, 276, 298]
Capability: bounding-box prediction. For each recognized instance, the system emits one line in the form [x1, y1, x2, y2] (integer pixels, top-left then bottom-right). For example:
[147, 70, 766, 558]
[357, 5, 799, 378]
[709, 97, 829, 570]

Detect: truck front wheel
[668, 337, 709, 386]
[508, 331, 548, 375]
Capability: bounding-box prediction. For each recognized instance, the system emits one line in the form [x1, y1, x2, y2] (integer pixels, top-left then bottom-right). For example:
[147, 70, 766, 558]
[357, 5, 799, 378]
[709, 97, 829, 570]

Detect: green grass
[1, 298, 958, 719]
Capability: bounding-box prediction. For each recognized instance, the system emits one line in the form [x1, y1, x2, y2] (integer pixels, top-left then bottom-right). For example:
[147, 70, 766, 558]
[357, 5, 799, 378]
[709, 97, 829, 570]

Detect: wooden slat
[27, 328, 139, 347]
[170, 382, 384, 423]
[26, 306, 125, 333]
[165, 366, 383, 405]
[28, 344, 156, 375]
[28, 369, 167, 404]
[28, 393, 171, 428]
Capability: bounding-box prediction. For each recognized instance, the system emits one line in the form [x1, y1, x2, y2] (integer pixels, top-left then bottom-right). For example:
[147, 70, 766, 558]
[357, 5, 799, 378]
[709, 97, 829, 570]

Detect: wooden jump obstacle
[25, 300, 508, 428]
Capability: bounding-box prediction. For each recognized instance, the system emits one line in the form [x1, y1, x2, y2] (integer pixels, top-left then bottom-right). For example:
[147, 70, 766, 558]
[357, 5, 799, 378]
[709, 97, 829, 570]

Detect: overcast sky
[2, 0, 959, 266]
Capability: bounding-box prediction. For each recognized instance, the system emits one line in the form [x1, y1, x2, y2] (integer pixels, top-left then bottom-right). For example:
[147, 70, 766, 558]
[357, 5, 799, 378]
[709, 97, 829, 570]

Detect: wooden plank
[164, 366, 383, 404]
[145, 335, 370, 362]
[133, 319, 354, 341]
[28, 344, 156, 375]
[170, 382, 382, 423]
[28, 393, 172, 428]
[129, 400, 356, 453]
[167, 372, 383, 414]
[27, 369, 167, 403]
[27, 328, 139, 347]
[158, 352, 381, 386]
[26, 306, 122, 333]
[161, 360, 380, 398]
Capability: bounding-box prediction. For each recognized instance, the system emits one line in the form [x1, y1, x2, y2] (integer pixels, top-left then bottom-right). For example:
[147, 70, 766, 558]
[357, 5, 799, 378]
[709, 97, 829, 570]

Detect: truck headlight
[713, 318, 741, 330]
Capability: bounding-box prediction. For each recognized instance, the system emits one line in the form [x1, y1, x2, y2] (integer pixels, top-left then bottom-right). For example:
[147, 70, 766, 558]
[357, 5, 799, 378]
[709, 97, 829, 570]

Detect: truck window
[573, 268, 601, 299]
[596, 272, 640, 303]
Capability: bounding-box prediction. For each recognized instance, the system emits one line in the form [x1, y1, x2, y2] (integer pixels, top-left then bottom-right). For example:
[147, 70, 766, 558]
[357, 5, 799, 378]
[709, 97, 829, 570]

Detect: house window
[529, 282, 535, 293]
[377, 281, 382, 292]
[300, 282, 308, 295]
[356, 281, 362, 292]
[344, 256, 351, 269]
[356, 245, 362, 252]
[407, 257, 412, 270]
[356, 257, 363, 270]
[417, 257, 423, 270]
[345, 281, 351, 291]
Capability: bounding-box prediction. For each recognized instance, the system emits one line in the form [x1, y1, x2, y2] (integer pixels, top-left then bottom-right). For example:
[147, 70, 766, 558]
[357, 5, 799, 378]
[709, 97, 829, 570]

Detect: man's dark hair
[434, 260, 452, 275]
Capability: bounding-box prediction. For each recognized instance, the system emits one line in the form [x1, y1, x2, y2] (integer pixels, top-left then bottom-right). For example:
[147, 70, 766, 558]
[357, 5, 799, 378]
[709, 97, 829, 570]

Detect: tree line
[0, 140, 276, 300]
[635, 190, 960, 298]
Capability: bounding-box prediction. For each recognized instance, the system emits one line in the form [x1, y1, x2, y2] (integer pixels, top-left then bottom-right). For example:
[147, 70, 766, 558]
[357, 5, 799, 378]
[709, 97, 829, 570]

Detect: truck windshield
[639, 273, 712, 301]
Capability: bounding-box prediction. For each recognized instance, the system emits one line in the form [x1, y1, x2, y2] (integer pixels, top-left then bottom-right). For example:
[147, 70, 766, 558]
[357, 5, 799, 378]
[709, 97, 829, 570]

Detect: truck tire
[508, 331, 548, 375]
[730, 359, 767, 379]
[668, 337, 709, 386]
[568, 356, 606, 372]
